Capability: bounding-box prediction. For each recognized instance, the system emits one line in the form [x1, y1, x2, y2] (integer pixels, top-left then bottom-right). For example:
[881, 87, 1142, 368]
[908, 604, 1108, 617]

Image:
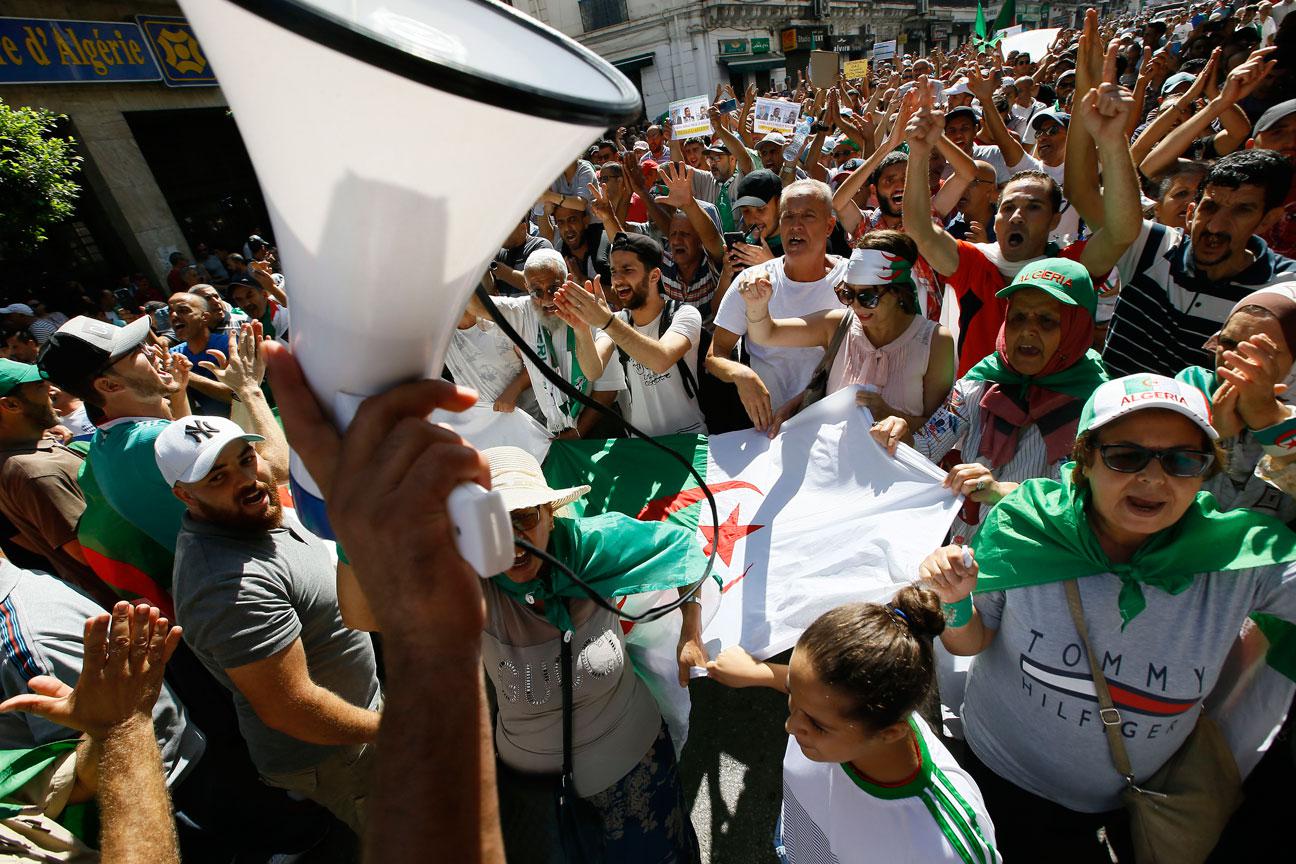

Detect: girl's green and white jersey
[780, 713, 999, 864]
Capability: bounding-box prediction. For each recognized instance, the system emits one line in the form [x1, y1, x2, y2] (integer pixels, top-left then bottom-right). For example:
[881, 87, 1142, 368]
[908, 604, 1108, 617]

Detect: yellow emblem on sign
[154, 27, 205, 75]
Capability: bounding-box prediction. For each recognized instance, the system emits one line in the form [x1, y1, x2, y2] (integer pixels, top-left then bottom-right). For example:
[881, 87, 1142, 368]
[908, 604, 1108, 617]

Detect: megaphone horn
[178, 0, 640, 574]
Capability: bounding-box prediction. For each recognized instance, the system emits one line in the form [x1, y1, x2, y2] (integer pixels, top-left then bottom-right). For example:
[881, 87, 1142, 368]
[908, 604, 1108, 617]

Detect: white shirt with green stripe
[780, 714, 999, 864]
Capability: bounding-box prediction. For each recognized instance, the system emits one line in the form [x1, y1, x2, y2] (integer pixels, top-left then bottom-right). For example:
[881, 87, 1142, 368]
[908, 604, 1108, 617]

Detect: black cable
[473, 285, 718, 619]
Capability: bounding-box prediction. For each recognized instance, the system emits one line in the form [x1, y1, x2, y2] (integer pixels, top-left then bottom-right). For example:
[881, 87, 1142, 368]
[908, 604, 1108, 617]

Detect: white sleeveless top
[827, 313, 938, 416]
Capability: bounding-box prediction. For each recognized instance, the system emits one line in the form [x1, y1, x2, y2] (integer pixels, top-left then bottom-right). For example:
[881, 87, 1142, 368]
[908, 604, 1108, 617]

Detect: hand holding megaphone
[265, 342, 512, 611]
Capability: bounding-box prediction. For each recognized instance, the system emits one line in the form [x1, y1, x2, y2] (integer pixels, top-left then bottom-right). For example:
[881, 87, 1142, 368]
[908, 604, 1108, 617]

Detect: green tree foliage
[0, 98, 82, 256]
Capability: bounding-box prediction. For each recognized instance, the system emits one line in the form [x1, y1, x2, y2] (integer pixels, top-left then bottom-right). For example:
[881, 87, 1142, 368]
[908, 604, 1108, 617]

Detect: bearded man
[160, 414, 381, 836]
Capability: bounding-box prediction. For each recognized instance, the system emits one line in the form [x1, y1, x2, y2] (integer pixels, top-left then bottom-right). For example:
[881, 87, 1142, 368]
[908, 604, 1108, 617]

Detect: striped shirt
[780, 714, 999, 864]
[1105, 219, 1296, 378]
[913, 377, 1068, 545]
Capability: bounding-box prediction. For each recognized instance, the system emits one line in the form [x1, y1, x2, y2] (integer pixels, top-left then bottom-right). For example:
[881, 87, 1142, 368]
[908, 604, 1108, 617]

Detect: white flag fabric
[695, 386, 962, 659]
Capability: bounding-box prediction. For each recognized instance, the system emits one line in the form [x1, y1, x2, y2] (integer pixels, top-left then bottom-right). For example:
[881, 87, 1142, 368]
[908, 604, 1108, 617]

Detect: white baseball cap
[154, 415, 266, 487]
[1079, 375, 1218, 441]
[944, 78, 972, 96]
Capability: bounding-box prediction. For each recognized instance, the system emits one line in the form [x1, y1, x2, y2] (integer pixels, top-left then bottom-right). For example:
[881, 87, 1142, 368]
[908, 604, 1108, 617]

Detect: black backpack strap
[659, 299, 700, 401]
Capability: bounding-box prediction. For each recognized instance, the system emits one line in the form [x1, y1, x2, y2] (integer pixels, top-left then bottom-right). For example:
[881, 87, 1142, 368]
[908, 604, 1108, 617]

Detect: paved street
[679, 663, 792, 864]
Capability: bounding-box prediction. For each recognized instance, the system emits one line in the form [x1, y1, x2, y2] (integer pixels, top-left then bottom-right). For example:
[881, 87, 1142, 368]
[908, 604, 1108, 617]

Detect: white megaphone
[177, 0, 640, 575]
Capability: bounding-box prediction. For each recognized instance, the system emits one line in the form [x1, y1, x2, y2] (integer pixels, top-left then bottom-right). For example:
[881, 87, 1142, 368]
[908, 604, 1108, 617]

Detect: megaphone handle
[447, 483, 515, 579]
[330, 391, 512, 579]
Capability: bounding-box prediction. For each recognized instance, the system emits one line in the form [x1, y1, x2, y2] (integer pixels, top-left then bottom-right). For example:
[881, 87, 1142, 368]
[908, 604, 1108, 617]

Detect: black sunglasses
[1098, 444, 1215, 478]
[529, 282, 562, 299]
[835, 285, 887, 308]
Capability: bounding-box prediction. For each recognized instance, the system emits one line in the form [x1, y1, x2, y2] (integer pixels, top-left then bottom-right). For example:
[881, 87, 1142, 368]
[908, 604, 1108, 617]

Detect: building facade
[1, 1, 264, 293]
[520, 1, 1087, 120]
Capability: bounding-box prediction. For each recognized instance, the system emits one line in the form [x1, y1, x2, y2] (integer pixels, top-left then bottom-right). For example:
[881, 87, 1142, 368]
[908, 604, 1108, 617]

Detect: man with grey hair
[467, 248, 625, 437]
[709, 177, 847, 435]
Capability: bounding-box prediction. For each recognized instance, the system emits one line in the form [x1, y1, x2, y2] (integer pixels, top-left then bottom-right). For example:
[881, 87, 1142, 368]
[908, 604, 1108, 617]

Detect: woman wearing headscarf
[338, 446, 706, 864]
[738, 230, 955, 434]
[920, 374, 1296, 863]
[1173, 283, 1296, 787]
[1176, 282, 1296, 521]
[878, 256, 1109, 545]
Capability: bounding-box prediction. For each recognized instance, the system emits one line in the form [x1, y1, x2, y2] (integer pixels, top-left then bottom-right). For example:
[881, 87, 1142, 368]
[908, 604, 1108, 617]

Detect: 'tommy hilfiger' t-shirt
[780, 714, 999, 864]
[964, 564, 1296, 813]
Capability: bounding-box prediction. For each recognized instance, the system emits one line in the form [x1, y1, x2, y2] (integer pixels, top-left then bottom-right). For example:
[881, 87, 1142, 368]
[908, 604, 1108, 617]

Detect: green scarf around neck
[963, 348, 1109, 401]
[491, 512, 708, 632]
[970, 467, 1296, 640]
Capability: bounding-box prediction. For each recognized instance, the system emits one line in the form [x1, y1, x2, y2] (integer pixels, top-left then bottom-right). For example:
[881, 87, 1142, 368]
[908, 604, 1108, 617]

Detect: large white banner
[696, 385, 962, 659]
[619, 385, 961, 748]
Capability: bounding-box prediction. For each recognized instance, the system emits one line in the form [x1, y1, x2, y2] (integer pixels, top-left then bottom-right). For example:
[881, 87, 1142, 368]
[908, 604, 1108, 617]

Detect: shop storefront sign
[0, 16, 160, 84]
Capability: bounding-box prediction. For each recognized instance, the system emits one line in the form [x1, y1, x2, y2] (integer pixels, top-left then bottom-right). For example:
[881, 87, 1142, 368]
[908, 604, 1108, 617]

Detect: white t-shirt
[1009, 100, 1046, 136]
[445, 319, 541, 420]
[487, 297, 625, 434]
[713, 256, 847, 409]
[780, 714, 1000, 864]
[605, 303, 707, 437]
[59, 405, 97, 441]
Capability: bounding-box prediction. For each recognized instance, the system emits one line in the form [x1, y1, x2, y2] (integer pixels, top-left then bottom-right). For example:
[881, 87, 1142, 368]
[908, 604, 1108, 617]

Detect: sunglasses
[1098, 444, 1215, 478]
[833, 150, 853, 159]
[511, 507, 542, 533]
[835, 285, 887, 308]
[529, 282, 562, 299]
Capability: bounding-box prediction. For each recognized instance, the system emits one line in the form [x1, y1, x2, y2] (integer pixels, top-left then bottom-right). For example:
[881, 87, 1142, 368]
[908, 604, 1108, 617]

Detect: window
[578, 0, 628, 32]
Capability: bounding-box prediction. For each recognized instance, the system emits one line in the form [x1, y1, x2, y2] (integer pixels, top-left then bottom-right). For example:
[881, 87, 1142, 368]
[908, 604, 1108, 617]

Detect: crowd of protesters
[3, 2, 1296, 863]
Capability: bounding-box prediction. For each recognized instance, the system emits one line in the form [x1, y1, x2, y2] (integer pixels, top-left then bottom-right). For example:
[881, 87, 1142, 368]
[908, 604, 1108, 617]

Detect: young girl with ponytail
[707, 586, 1000, 863]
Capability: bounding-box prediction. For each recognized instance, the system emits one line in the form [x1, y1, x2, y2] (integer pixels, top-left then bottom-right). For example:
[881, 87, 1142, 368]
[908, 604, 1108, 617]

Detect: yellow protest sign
[843, 59, 868, 80]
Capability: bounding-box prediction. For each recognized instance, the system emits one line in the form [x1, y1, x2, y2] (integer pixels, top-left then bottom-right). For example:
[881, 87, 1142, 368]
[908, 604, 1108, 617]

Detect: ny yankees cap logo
[184, 419, 220, 442]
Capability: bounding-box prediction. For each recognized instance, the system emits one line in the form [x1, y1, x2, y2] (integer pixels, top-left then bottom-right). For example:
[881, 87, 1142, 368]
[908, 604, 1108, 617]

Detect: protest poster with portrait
[753, 97, 799, 135]
[668, 95, 711, 139]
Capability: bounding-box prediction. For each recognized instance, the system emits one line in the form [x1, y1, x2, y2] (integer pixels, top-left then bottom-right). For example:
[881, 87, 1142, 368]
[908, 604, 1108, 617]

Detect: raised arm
[902, 79, 960, 276]
[1130, 48, 1219, 168]
[588, 181, 627, 243]
[656, 162, 724, 261]
[709, 107, 754, 175]
[1141, 47, 1276, 178]
[219, 322, 291, 484]
[967, 64, 1026, 168]
[933, 134, 977, 217]
[1076, 43, 1143, 279]
[0, 603, 185, 864]
[1064, 9, 1110, 229]
[832, 94, 913, 235]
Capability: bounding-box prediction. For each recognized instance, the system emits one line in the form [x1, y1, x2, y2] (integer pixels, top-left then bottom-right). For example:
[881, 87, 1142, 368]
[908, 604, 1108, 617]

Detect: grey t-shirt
[0, 561, 205, 787]
[963, 564, 1296, 812]
[480, 580, 661, 796]
[173, 510, 380, 775]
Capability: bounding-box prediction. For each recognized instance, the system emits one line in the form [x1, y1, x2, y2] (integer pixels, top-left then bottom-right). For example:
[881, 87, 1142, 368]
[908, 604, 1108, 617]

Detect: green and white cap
[1079, 374, 1218, 440]
[996, 256, 1097, 320]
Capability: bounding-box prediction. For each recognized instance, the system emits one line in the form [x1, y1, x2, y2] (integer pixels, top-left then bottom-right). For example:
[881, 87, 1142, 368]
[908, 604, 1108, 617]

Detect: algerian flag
[992, 0, 1017, 35]
[542, 387, 963, 744]
[974, 0, 1017, 51]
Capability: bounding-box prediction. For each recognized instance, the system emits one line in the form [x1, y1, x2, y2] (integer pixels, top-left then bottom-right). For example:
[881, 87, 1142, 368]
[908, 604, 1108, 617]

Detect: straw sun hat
[484, 446, 589, 516]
